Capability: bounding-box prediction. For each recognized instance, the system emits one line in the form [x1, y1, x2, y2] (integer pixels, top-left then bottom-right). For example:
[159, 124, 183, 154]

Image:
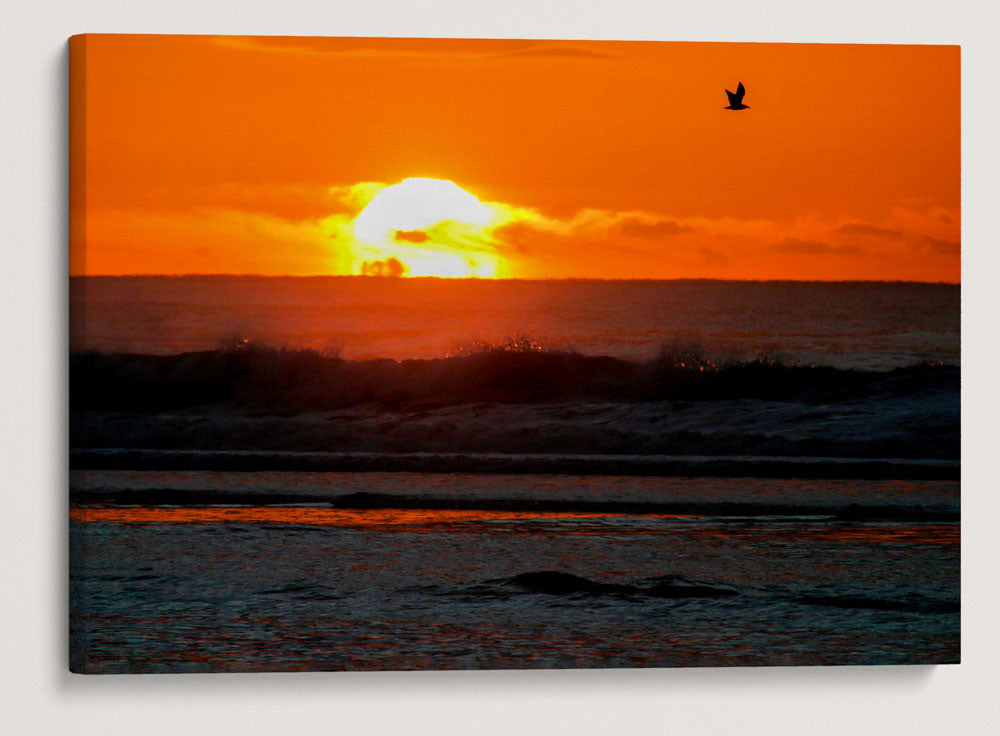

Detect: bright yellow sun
[351, 178, 505, 278]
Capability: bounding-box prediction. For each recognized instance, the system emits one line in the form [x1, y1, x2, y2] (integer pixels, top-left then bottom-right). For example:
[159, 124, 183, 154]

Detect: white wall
[2, 2, 997, 734]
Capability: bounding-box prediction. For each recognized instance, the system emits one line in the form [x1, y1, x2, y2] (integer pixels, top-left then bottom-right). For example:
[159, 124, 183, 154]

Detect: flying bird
[725, 82, 750, 110]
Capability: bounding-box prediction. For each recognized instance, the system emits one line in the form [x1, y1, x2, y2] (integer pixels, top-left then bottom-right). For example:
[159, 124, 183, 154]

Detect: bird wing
[735, 82, 746, 103]
[726, 88, 738, 106]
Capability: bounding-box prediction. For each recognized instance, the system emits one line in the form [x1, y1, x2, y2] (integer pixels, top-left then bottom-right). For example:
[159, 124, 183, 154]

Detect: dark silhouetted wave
[455, 572, 956, 614]
[70, 343, 959, 466]
[472, 571, 738, 599]
[70, 343, 958, 412]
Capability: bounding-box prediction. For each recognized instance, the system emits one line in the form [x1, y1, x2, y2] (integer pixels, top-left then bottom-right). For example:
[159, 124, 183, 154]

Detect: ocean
[69, 277, 960, 672]
[70, 276, 959, 369]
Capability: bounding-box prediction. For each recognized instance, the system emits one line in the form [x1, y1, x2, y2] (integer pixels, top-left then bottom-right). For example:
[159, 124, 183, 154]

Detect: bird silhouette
[725, 82, 750, 110]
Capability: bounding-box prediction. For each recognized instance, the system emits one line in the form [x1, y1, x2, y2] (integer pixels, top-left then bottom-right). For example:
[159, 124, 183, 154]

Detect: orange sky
[70, 34, 960, 281]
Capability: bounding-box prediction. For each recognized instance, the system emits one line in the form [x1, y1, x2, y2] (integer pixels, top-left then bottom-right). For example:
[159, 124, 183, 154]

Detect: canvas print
[69, 35, 960, 673]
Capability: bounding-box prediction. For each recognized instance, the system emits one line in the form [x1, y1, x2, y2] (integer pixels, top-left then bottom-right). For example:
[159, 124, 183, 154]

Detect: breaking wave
[70, 341, 959, 467]
[70, 341, 957, 412]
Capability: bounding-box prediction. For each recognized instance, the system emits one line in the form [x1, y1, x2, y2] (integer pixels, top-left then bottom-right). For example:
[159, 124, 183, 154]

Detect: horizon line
[69, 274, 961, 285]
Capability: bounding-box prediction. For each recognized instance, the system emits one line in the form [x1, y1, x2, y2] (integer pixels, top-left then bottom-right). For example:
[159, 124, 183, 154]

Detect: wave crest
[70, 342, 957, 412]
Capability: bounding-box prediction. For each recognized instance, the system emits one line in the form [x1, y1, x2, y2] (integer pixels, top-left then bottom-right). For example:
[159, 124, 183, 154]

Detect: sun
[351, 178, 505, 278]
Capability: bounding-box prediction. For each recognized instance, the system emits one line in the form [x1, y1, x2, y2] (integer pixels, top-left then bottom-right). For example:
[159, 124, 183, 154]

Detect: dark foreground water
[70, 471, 959, 672]
[68, 279, 960, 671]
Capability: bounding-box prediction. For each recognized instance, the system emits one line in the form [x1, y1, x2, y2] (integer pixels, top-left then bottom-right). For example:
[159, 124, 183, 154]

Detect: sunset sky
[70, 34, 959, 281]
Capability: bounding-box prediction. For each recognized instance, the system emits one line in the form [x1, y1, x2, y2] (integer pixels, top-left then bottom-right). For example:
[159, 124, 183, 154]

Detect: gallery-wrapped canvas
[69, 35, 960, 673]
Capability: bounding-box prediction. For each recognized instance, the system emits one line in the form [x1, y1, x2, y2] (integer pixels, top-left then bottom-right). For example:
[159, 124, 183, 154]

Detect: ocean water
[69, 277, 961, 672]
[70, 471, 959, 673]
[70, 277, 960, 369]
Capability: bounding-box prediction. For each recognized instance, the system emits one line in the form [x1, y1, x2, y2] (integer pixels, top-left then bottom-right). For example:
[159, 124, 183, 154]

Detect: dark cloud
[493, 220, 648, 260]
[615, 217, 693, 239]
[360, 258, 408, 277]
[918, 236, 960, 256]
[773, 238, 862, 255]
[835, 222, 903, 239]
[492, 222, 545, 255]
[394, 230, 430, 243]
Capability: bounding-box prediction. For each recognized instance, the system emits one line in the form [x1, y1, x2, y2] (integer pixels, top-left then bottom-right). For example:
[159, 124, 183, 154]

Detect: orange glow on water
[70, 506, 696, 533]
[70, 506, 957, 545]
